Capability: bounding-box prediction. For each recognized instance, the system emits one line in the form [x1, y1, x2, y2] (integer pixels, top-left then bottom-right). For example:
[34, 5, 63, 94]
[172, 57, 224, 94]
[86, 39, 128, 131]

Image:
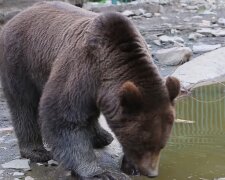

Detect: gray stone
[172, 47, 225, 89]
[1, 159, 30, 170]
[186, 5, 199, 10]
[133, 8, 145, 16]
[0, 170, 4, 175]
[188, 33, 204, 41]
[217, 18, 225, 26]
[159, 35, 184, 43]
[25, 176, 34, 180]
[154, 47, 192, 66]
[193, 44, 221, 53]
[197, 28, 225, 37]
[153, 40, 161, 46]
[121, 10, 135, 17]
[13, 172, 24, 177]
[143, 13, 152, 18]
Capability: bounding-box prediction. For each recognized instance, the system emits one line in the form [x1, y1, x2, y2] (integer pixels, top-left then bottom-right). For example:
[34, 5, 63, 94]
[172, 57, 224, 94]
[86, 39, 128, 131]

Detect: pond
[134, 82, 225, 180]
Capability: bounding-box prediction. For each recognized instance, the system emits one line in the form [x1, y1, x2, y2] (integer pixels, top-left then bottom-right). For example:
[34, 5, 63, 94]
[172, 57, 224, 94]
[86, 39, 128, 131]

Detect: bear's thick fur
[0, 1, 180, 179]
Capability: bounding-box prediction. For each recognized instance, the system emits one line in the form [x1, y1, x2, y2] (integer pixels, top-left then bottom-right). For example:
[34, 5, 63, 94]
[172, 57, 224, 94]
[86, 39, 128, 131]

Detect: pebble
[25, 176, 34, 180]
[159, 35, 184, 43]
[217, 18, 225, 26]
[143, 13, 152, 18]
[48, 160, 58, 166]
[188, 33, 204, 41]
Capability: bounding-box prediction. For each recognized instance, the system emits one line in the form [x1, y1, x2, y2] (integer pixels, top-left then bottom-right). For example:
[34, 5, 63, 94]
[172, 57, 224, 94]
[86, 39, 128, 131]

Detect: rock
[217, 18, 225, 26]
[1, 159, 30, 170]
[0, 170, 4, 175]
[0, 127, 13, 133]
[25, 176, 34, 180]
[48, 160, 58, 166]
[217, 178, 225, 180]
[192, 16, 203, 19]
[197, 28, 225, 37]
[153, 40, 161, 46]
[188, 33, 204, 41]
[200, 20, 211, 27]
[211, 16, 217, 24]
[121, 10, 135, 17]
[143, 13, 152, 18]
[154, 13, 161, 17]
[172, 47, 225, 89]
[36, 163, 44, 166]
[0, 0, 3, 4]
[133, 9, 145, 16]
[159, 35, 184, 43]
[199, 10, 216, 15]
[193, 44, 221, 53]
[154, 47, 192, 66]
[13, 172, 24, 176]
[186, 5, 199, 10]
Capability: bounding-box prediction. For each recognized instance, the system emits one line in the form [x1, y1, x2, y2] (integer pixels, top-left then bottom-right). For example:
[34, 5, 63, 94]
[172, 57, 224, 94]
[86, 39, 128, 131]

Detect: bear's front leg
[41, 121, 130, 179]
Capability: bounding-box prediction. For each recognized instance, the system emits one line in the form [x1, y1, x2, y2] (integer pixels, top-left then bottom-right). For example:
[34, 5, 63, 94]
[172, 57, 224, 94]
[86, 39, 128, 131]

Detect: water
[135, 82, 225, 180]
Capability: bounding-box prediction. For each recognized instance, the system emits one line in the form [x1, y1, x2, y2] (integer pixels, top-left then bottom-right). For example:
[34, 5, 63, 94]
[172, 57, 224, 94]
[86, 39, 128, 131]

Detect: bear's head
[117, 76, 180, 177]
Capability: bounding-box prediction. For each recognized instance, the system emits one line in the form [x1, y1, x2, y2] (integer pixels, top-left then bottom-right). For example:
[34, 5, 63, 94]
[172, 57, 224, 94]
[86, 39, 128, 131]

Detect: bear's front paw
[73, 170, 131, 180]
[20, 146, 52, 162]
[93, 171, 131, 180]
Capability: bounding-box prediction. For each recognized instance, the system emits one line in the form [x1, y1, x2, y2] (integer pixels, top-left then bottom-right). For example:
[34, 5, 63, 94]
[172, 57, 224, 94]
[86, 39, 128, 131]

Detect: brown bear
[0, 1, 180, 179]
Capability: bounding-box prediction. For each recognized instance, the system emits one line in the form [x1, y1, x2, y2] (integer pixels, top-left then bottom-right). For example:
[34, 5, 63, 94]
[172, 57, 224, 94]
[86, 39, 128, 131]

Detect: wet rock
[36, 163, 44, 166]
[1, 159, 30, 170]
[172, 47, 225, 89]
[13, 172, 24, 177]
[25, 176, 34, 180]
[121, 10, 135, 17]
[143, 13, 152, 18]
[197, 28, 225, 37]
[154, 47, 192, 66]
[159, 35, 184, 43]
[188, 33, 204, 41]
[48, 160, 58, 166]
[217, 18, 225, 26]
[193, 44, 221, 53]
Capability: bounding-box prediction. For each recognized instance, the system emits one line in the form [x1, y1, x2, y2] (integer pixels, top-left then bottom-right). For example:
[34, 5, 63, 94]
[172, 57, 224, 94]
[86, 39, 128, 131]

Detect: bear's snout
[138, 151, 160, 178]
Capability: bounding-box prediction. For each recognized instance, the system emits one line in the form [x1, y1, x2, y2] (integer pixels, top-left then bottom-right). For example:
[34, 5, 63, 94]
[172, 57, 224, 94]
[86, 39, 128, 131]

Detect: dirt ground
[0, 0, 225, 179]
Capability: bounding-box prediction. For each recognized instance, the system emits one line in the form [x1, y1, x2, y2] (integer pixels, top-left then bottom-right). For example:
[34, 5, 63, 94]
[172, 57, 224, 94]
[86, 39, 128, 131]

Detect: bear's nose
[147, 169, 159, 178]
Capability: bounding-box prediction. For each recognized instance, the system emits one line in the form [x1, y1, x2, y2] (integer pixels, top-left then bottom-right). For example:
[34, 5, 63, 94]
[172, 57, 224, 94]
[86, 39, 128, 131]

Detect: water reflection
[134, 82, 225, 180]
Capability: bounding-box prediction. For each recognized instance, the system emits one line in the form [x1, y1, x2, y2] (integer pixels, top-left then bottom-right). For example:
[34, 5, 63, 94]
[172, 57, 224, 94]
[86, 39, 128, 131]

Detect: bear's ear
[119, 81, 143, 114]
[166, 76, 180, 101]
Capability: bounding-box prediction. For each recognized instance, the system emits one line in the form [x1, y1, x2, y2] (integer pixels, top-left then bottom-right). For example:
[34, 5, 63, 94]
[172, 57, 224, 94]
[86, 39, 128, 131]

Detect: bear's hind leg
[91, 121, 114, 149]
[1, 74, 51, 162]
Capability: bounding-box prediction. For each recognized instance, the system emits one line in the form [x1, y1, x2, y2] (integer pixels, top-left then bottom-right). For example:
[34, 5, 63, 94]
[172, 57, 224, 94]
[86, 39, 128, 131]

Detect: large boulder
[172, 47, 225, 89]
